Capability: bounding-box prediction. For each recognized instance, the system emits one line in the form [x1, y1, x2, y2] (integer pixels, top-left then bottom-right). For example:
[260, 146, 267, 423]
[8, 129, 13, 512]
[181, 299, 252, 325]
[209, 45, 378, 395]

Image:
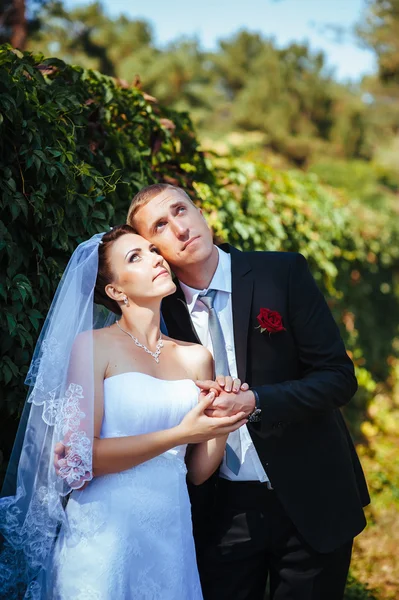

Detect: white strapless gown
[53, 372, 203, 600]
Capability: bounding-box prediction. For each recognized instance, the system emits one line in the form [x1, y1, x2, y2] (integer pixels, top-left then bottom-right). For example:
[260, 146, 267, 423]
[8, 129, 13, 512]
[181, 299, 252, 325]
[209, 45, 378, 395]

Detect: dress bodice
[101, 372, 199, 459]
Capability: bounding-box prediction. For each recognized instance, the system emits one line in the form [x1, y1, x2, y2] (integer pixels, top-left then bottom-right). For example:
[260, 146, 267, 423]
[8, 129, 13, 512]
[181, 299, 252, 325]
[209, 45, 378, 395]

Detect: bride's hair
[94, 224, 136, 315]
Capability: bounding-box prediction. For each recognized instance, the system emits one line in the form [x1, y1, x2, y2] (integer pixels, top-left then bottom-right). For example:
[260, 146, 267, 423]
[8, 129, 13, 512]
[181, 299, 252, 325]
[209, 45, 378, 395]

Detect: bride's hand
[196, 375, 249, 395]
[54, 442, 66, 475]
[54, 441, 91, 489]
[177, 391, 247, 444]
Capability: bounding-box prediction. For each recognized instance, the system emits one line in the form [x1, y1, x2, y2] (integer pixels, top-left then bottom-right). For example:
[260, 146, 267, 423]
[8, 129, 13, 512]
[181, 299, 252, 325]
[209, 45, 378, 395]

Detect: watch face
[248, 409, 262, 423]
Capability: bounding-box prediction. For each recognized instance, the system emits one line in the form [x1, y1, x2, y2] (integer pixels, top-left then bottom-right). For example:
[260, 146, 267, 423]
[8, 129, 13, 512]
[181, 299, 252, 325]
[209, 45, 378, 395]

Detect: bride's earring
[123, 296, 129, 306]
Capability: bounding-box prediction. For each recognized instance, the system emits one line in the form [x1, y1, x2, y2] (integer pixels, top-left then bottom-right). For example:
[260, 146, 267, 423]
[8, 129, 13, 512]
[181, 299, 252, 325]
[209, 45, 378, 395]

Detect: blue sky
[66, 0, 375, 81]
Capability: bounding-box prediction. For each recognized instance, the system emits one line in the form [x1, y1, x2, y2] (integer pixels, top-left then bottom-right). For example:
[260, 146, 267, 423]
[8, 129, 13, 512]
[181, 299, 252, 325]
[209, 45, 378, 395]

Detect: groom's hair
[127, 183, 194, 227]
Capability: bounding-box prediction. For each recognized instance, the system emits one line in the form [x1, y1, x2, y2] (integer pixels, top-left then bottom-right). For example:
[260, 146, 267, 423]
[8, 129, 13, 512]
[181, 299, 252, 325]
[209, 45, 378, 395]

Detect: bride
[0, 225, 247, 599]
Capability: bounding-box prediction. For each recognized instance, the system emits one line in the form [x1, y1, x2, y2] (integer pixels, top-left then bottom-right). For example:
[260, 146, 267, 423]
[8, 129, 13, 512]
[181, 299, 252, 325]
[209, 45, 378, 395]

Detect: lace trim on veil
[28, 336, 93, 491]
[0, 379, 92, 597]
[56, 383, 93, 489]
[0, 233, 104, 598]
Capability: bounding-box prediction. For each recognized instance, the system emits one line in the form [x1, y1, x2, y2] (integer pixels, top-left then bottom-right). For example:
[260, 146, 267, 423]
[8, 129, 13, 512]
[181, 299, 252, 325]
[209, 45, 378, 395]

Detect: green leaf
[6, 178, 16, 192]
[2, 364, 13, 385]
[3, 356, 19, 377]
[0, 283, 7, 300]
[34, 149, 48, 162]
[46, 165, 57, 178]
[10, 202, 20, 221]
[6, 313, 17, 335]
[28, 315, 41, 331]
[15, 194, 28, 218]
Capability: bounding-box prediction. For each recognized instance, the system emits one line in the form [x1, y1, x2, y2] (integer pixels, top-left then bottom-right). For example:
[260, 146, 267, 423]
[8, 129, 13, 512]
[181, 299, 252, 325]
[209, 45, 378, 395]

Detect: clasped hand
[196, 375, 256, 418]
[177, 375, 255, 444]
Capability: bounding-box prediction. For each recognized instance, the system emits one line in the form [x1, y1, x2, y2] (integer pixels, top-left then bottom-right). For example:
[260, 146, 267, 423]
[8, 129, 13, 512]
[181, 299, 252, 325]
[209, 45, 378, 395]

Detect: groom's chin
[183, 242, 214, 264]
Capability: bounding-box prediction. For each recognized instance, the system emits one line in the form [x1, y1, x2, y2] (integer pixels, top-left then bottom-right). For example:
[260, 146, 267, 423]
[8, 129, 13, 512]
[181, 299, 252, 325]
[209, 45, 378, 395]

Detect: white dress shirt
[179, 247, 270, 483]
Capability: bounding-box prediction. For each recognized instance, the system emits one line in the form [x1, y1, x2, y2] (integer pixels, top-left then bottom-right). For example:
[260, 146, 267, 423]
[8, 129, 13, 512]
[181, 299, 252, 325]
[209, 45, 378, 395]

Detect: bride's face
[105, 233, 176, 305]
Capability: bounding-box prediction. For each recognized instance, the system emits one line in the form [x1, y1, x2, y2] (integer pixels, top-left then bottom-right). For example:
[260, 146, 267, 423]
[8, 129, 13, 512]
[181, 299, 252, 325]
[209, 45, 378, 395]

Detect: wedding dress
[52, 372, 203, 600]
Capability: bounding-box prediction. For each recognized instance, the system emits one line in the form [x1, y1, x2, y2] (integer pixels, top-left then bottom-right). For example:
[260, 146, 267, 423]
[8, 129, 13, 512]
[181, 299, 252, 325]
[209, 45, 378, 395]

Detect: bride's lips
[182, 236, 200, 251]
[153, 269, 169, 281]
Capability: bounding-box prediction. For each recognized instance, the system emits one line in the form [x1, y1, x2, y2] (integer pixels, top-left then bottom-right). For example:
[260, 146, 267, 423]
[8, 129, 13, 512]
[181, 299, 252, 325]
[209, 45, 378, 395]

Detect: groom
[126, 183, 369, 600]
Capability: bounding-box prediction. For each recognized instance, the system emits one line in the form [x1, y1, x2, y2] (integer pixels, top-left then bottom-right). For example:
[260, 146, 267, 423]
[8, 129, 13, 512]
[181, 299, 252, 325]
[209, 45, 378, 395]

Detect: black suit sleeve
[252, 253, 357, 428]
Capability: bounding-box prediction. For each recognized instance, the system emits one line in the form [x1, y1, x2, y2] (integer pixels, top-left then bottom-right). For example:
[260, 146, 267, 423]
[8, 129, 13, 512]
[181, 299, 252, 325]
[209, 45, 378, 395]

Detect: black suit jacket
[162, 245, 370, 553]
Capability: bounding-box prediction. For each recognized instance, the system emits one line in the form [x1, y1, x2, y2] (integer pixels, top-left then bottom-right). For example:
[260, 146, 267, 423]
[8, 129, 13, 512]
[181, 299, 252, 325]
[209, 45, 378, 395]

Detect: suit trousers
[197, 479, 353, 600]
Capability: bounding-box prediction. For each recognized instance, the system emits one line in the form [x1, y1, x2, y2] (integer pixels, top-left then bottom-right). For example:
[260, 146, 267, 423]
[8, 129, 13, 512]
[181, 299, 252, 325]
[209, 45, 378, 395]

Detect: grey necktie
[200, 289, 241, 475]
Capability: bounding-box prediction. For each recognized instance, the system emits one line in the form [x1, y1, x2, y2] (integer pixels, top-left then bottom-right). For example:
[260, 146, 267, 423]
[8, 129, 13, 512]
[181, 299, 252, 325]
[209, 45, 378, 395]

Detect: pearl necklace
[116, 320, 163, 364]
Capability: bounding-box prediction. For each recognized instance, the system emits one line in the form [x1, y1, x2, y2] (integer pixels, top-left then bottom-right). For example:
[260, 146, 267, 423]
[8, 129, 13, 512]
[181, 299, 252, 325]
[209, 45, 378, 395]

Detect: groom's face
[132, 189, 214, 270]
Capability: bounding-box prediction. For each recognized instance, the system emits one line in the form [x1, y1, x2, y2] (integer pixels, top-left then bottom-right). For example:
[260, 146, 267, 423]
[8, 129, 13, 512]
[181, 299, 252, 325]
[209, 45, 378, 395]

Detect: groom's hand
[196, 378, 255, 418]
[208, 389, 256, 418]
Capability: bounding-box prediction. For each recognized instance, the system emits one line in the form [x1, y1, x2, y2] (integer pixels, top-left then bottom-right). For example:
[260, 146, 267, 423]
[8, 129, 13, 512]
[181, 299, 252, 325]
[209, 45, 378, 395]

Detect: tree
[0, 0, 46, 49]
[211, 33, 339, 164]
[19, 0, 396, 165]
[356, 0, 399, 152]
[29, 1, 154, 77]
[28, 3, 217, 127]
[357, 0, 399, 84]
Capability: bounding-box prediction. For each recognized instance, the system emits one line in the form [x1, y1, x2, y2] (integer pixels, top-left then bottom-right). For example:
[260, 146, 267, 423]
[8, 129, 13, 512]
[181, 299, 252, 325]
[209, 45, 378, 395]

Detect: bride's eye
[151, 247, 160, 254]
[129, 253, 140, 262]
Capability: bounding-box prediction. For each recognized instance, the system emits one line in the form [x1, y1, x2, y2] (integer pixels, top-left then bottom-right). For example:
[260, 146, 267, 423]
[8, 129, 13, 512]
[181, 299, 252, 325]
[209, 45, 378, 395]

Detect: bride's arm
[186, 436, 228, 486]
[93, 398, 245, 477]
[94, 427, 188, 476]
[185, 350, 245, 486]
[93, 404, 244, 478]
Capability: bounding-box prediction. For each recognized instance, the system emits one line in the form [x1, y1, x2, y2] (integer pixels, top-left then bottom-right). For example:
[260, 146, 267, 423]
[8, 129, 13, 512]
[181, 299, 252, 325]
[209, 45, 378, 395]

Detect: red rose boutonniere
[257, 308, 286, 335]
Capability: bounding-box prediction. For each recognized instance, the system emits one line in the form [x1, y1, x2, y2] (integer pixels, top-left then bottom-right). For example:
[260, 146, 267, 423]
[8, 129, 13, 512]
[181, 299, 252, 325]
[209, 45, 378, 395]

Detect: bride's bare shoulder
[164, 336, 213, 377]
[72, 325, 120, 357]
[92, 325, 122, 349]
[72, 326, 119, 374]
[162, 335, 204, 354]
[163, 335, 193, 348]
[73, 325, 118, 342]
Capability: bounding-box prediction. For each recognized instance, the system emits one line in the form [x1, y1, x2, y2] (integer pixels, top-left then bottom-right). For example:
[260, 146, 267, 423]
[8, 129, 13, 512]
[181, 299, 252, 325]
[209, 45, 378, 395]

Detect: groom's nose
[171, 219, 189, 239]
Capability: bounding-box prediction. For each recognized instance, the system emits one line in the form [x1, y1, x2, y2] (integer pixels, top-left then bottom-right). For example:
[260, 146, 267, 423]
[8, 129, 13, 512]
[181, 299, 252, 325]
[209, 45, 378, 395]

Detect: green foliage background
[0, 43, 398, 599]
[26, 1, 375, 167]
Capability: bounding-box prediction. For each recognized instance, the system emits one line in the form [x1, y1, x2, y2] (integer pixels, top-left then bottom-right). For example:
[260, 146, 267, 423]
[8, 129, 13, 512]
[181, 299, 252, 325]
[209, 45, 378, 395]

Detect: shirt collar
[179, 246, 232, 315]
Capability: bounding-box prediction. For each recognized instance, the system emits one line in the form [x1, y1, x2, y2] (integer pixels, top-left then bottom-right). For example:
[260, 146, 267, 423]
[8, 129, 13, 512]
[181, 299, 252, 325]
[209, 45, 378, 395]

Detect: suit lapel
[161, 281, 200, 344]
[223, 244, 254, 381]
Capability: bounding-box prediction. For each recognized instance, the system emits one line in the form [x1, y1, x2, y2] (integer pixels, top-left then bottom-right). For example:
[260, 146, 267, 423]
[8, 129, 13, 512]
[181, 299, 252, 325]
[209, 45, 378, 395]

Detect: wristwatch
[248, 389, 262, 422]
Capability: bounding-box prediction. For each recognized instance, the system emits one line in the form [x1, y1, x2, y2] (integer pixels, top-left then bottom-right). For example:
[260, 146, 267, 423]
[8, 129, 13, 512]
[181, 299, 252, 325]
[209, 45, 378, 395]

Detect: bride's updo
[94, 224, 136, 315]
